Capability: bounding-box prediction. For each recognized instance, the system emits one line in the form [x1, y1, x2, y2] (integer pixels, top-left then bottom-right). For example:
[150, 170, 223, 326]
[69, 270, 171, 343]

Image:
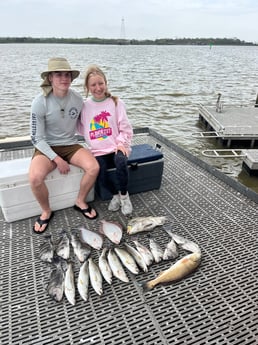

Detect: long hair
[84, 64, 118, 105]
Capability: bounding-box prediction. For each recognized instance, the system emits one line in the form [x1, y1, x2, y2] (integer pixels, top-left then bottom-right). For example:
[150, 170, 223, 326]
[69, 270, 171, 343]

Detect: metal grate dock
[0, 128, 258, 345]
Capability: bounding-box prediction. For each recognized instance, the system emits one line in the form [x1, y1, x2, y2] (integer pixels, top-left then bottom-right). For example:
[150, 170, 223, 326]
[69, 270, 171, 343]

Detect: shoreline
[0, 37, 256, 46]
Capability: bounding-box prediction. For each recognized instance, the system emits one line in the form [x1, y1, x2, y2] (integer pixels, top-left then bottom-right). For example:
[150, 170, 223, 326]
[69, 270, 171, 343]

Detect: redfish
[141, 252, 201, 291]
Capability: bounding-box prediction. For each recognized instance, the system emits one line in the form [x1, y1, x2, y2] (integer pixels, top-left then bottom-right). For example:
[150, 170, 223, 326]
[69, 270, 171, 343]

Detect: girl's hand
[116, 144, 129, 157]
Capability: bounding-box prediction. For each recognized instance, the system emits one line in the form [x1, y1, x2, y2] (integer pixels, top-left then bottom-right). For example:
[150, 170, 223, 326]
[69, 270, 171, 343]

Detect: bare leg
[70, 147, 99, 218]
[29, 155, 56, 232]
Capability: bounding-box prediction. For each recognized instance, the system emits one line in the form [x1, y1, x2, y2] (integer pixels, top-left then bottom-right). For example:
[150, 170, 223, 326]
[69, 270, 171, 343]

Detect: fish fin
[181, 257, 190, 264]
[105, 243, 114, 250]
[98, 221, 105, 235]
[119, 238, 127, 246]
[162, 227, 174, 237]
[70, 227, 81, 238]
[43, 234, 53, 241]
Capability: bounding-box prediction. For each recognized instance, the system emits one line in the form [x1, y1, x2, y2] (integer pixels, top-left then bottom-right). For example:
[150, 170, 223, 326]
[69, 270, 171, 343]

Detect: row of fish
[39, 216, 169, 263]
[39, 219, 124, 263]
[44, 235, 201, 304]
[47, 256, 102, 305]
[47, 245, 201, 304]
[47, 256, 101, 304]
[46, 245, 144, 304]
[39, 215, 202, 304]
[38, 230, 91, 263]
[78, 216, 168, 249]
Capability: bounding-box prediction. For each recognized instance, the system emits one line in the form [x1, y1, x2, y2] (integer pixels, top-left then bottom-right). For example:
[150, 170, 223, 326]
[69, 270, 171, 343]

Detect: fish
[132, 240, 154, 266]
[165, 230, 201, 254]
[77, 260, 90, 301]
[148, 236, 164, 263]
[88, 257, 103, 296]
[163, 237, 179, 260]
[114, 247, 139, 275]
[71, 233, 91, 262]
[98, 248, 112, 285]
[78, 227, 103, 250]
[64, 261, 76, 305]
[99, 220, 123, 244]
[127, 216, 167, 235]
[39, 235, 54, 263]
[55, 230, 70, 260]
[123, 243, 148, 273]
[46, 256, 65, 302]
[141, 252, 201, 291]
[107, 249, 129, 283]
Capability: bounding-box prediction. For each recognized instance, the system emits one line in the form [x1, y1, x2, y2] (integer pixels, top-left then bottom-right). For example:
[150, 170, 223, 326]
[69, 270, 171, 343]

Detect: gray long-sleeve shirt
[30, 89, 83, 160]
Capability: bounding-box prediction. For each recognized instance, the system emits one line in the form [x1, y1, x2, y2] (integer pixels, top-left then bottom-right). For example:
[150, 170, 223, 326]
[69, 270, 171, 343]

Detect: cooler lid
[0, 157, 31, 184]
[128, 144, 163, 164]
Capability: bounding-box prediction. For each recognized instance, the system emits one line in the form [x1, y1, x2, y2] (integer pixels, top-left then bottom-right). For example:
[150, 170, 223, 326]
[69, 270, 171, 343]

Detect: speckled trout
[142, 252, 201, 291]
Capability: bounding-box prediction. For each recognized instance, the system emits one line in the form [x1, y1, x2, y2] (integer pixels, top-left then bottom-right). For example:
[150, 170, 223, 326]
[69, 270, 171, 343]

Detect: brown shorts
[33, 144, 84, 162]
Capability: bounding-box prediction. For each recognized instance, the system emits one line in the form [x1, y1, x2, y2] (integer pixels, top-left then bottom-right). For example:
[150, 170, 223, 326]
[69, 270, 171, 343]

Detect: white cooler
[0, 157, 94, 222]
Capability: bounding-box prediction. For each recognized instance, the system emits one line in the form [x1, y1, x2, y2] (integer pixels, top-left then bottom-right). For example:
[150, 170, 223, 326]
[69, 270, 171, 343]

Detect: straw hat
[41, 57, 80, 80]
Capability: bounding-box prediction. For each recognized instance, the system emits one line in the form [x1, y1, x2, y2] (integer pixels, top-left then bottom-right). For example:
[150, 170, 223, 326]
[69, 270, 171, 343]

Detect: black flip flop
[32, 212, 54, 234]
[73, 205, 98, 220]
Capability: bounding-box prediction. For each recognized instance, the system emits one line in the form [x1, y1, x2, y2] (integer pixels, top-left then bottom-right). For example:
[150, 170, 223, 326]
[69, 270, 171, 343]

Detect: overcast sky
[1, 0, 258, 42]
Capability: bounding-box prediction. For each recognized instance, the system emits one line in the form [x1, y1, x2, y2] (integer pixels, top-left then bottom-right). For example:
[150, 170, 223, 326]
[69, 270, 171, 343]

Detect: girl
[77, 65, 133, 216]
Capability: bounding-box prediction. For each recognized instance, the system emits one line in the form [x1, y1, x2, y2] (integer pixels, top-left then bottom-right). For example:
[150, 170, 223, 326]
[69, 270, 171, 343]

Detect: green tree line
[0, 36, 256, 45]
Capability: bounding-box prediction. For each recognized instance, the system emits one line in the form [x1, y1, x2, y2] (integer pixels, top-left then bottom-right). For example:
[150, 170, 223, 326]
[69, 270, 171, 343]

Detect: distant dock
[198, 104, 258, 148]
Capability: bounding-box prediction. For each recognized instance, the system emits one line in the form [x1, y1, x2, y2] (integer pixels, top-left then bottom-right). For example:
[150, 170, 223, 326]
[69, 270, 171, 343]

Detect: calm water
[1, 44, 258, 191]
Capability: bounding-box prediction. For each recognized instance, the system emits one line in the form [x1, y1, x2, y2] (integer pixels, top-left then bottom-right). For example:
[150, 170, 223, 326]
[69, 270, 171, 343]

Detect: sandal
[33, 212, 54, 234]
[73, 205, 98, 220]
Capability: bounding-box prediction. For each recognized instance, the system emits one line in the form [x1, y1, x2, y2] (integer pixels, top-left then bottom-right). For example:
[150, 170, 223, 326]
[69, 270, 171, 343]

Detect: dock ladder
[192, 131, 222, 138]
[202, 149, 247, 158]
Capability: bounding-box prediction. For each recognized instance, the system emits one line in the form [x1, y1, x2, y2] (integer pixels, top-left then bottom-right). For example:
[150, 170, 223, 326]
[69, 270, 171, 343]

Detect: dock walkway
[198, 104, 258, 148]
[0, 128, 257, 345]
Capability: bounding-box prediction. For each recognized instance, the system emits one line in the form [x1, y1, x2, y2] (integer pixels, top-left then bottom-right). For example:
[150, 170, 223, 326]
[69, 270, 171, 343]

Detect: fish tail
[139, 281, 154, 292]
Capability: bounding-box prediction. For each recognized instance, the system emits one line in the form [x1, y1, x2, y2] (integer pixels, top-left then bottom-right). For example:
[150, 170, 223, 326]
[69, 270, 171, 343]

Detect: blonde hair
[84, 64, 118, 105]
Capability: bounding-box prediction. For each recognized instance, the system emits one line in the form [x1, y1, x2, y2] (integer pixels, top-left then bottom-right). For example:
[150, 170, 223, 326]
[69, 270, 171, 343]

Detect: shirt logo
[89, 111, 112, 140]
[69, 107, 79, 119]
